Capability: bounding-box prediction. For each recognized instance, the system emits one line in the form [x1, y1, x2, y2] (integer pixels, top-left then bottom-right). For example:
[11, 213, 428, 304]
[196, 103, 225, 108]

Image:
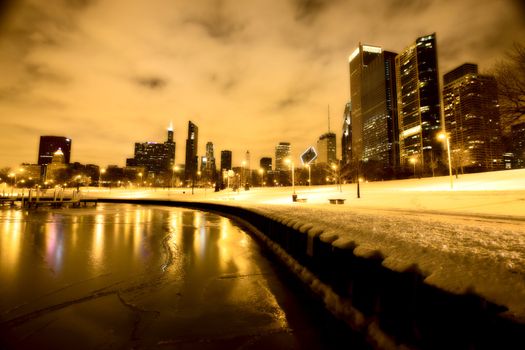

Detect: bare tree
[494, 43, 525, 128]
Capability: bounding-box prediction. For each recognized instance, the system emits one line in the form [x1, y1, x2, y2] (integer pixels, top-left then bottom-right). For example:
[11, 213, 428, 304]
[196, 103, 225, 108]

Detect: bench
[329, 198, 345, 204]
[296, 198, 307, 203]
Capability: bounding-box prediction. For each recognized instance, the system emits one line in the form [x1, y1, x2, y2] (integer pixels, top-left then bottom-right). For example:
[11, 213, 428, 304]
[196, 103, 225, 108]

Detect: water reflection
[0, 210, 23, 283]
[0, 205, 259, 294]
[0, 204, 358, 350]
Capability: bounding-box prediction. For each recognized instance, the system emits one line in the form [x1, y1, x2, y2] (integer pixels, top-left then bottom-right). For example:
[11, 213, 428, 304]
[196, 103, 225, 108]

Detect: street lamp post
[331, 163, 341, 192]
[99, 168, 106, 188]
[172, 166, 180, 189]
[438, 132, 453, 190]
[258, 168, 264, 187]
[241, 160, 246, 190]
[138, 172, 143, 189]
[8, 173, 15, 188]
[306, 164, 311, 186]
[285, 158, 295, 200]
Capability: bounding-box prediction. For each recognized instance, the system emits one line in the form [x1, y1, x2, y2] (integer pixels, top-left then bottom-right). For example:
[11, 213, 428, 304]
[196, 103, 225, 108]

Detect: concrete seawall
[100, 198, 524, 349]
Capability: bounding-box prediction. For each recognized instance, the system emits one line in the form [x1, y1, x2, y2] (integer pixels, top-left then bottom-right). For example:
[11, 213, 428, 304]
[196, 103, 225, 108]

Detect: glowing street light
[99, 168, 106, 188]
[138, 172, 143, 188]
[8, 173, 15, 187]
[172, 165, 180, 188]
[258, 168, 264, 187]
[438, 132, 453, 190]
[409, 157, 416, 177]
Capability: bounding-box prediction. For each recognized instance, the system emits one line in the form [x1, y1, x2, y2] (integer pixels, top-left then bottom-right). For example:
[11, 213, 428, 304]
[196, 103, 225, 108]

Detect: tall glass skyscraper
[184, 121, 199, 181]
[341, 102, 352, 167]
[316, 132, 337, 165]
[349, 44, 399, 177]
[220, 150, 232, 171]
[274, 142, 291, 171]
[395, 33, 442, 176]
[443, 63, 503, 172]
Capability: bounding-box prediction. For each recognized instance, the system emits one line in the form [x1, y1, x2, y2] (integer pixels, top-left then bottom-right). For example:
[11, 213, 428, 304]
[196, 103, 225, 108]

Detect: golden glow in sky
[0, 0, 524, 167]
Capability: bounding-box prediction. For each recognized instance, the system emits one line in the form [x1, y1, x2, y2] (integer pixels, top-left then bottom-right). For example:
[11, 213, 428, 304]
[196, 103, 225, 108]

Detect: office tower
[166, 122, 176, 167]
[511, 122, 525, 168]
[38, 136, 72, 165]
[395, 33, 442, 175]
[184, 121, 199, 181]
[275, 142, 291, 171]
[349, 44, 399, 176]
[443, 63, 504, 172]
[125, 125, 176, 175]
[204, 141, 216, 180]
[341, 102, 352, 166]
[259, 157, 272, 171]
[316, 132, 337, 165]
[349, 44, 381, 162]
[220, 150, 232, 171]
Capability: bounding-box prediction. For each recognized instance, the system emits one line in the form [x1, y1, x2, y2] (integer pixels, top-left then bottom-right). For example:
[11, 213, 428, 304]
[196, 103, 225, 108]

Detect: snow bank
[244, 204, 525, 322]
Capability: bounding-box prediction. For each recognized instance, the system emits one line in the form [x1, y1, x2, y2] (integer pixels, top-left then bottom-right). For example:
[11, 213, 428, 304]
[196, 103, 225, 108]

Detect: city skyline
[1, 0, 524, 168]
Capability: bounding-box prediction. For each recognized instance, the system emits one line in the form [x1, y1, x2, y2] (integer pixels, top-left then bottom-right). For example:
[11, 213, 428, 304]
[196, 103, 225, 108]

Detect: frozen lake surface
[0, 204, 365, 349]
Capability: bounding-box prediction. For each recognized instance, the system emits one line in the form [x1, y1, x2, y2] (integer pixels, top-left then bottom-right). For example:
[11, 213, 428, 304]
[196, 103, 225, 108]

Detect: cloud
[135, 76, 168, 90]
[385, 0, 433, 16]
[291, 0, 331, 23]
[0, 0, 524, 168]
[63, 0, 97, 10]
[183, 0, 246, 41]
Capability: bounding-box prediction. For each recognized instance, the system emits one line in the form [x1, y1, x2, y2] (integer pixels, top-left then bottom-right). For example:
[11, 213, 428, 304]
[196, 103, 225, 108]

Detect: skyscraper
[395, 33, 442, 175]
[316, 132, 337, 165]
[220, 150, 232, 171]
[443, 63, 504, 172]
[38, 136, 72, 165]
[341, 102, 352, 167]
[349, 44, 399, 176]
[275, 142, 291, 171]
[259, 157, 272, 171]
[204, 141, 217, 180]
[349, 44, 381, 162]
[184, 121, 198, 181]
[125, 125, 176, 175]
[511, 122, 525, 168]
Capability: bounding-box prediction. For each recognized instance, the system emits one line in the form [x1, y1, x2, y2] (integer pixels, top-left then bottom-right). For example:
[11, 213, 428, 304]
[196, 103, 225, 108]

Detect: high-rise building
[38, 136, 72, 165]
[443, 63, 504, 172]
[349, 44, 399, 175]
[316, 132, 337, 165]
[395, 33, 442, 175]
[125, 125, 176, 175]
[259, 157, 272, 171]
[204, 141, 216, 180]
[341, 102, 352, 167]
[511, 122, 525, 168]
[184, 121, 198, 181]
[349, 44, 382, 162]
[275, 142, 291, 171]
[220, 150, 232, 171]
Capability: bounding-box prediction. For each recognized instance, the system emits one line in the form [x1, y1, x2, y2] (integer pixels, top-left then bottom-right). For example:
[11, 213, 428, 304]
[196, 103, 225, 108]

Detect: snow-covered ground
[84, 169, 525, 321]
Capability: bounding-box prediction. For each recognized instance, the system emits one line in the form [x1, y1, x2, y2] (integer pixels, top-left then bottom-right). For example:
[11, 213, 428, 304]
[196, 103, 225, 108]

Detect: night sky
[1, 0, 524, 168]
